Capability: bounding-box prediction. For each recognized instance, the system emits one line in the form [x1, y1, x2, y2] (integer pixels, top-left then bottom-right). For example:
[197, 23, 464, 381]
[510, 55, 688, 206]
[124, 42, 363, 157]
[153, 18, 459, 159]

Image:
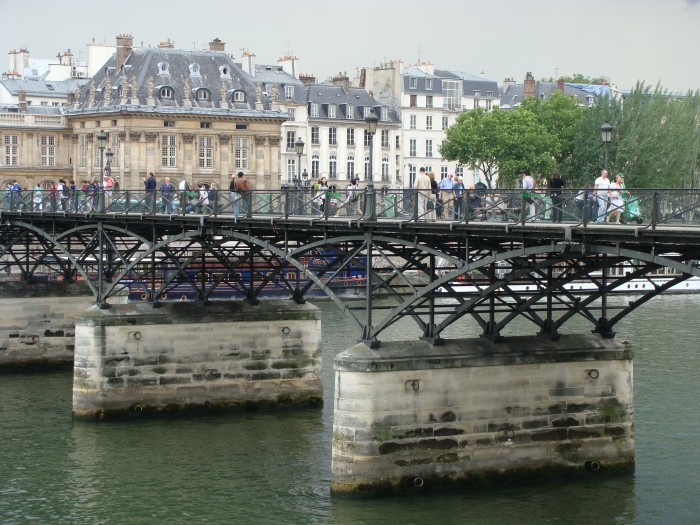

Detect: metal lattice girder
[2, 212, 700, 345]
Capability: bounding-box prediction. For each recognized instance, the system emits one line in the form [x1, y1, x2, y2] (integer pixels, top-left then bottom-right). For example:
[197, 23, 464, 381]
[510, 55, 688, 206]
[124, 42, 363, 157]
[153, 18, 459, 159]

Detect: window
[3, 135, 19, 166]
[486, 91, 494, 97]
[486, 99, 492, 110]
[287, 131, 296, 150]
[329, 127, 337, 145]
[328, 104, 336, 118]
[235, 138, 249, 170]
[159, 87, 173, 99]
[196, 89, 210, 101]
[409, 77, 417, 89]
[364, 130, 372, 147]
[426, 95, 433, 108]
[426, 139, 433, 157]
[473, 99, 479, 109]
[161, 135, 176, 167]
[200, 122, 211, 129]
[382, 108, 388, 121]
[288, 108, 296, 121]
[79, 135, 87, 168]
[347, 155, 355, 179]
[409, 139, 417, 157]
[347, 128, 355, 146]
[40, 135, 55, 166]
[442, 79, 462, 110]
[233, 91, 245, 102]
[473, 90, 481, 97]
[287, 158, 296, 181]
[364, 156, 370, 178]
[310, 102, 319, 118]
[426, 78, 433, 90]
[441, 166, 448, 180]
[198, 136, 213, 168]
[285, 85, 294, 99]
[395, 136, 400, 149]
[236, 123, 248, 130]
[426, 115, 433, 130]
[410, 95, 417, 108]
[109, 133, 120, 168]
[381, 156, 389, 181]
[381, 129, 389, 148]
[311, 154, 320, 176]
[164, 121, 175, 127]
[442, 116, 449, 130]
[311, 126, 320, 145]
[410, 115, 416, 130]
[329, 155, 337, 178]
[363, 107, 372, 119]
[346, 104, 354, 119]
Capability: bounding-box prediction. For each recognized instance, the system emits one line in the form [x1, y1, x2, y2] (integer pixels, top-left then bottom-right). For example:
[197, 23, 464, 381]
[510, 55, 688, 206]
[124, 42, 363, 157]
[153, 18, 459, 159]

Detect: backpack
[347, 186, 359, 202]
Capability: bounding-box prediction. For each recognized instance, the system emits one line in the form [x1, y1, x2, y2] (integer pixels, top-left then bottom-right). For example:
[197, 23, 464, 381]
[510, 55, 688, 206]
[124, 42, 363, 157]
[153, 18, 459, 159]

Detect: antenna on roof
[417, 46, 422, 62]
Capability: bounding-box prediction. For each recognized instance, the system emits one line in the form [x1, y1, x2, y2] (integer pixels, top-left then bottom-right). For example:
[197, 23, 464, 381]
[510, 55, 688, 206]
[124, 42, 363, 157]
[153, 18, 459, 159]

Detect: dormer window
[310, 102, 319, 118]
[284, 85, 294, 99]
[363, 106, 372, 118]
[196, 88, 210, 101]
[232, 90, 245, 103]
[159, 87, 173, 99]
[409, 77, 417, 89]
[346, 104, 354, 119]
[158, 61, 170, 74]
[328, 104, 336, 118]
[219, 65, 231, 78]
[473, 90, 481, 97]
[426, 79, 433, 90]
[381, 107, 388, 121]
[189, 63, 201, 77]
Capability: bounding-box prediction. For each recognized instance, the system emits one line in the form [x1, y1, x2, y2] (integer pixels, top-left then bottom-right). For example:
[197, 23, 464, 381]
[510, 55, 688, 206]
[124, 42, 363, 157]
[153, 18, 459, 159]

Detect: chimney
[209, 38, 225, 52]
[557, 77, 565, 91]
[524, 72, 536, 99]
[299, 73, 316, 86]
[331, 72, 350, 93]
[18, 90, 26, 111]
[278, 54, 299, 78]
[501, 77, 515, 93]
[157, 39, 175, 49]
[116, 34, 134, 71]
[241, 50, 256, 76]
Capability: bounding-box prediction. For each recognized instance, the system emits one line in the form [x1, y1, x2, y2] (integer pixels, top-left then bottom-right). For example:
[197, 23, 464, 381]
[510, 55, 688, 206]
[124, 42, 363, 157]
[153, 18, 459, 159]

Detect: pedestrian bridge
[2, 187, 699, 345]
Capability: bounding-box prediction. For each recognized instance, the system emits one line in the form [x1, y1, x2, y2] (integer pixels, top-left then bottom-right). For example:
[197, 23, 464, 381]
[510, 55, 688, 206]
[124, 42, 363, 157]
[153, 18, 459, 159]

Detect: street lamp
[96, 129, 107, 180]
[363, 113, 379, 221]
[294, 137, 305, 188]
[601, 122, 613, 170]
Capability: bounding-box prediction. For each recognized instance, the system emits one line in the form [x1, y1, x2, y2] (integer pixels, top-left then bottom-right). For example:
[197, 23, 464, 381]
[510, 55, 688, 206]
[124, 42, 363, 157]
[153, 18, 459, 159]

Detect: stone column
[331, 334, 634, 497]
[72, 300, 322, 420]
[0, 281, 95, 371]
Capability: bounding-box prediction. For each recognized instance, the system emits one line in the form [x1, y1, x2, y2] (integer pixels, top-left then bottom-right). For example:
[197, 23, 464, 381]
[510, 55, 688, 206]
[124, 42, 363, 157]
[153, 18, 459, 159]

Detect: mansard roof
[0, 77, 86, 98]
[65, 47, 287, 119]
[253, 64, 306, 105]
[402, 67, 498, 96]
[499, 81, 607, 108]
[306, 84, 400, 123]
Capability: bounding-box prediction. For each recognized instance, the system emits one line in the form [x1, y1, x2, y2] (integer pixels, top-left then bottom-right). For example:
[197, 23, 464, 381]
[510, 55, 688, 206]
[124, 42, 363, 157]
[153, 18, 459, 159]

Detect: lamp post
[96, 129, 107, 179]
[363, 113, 379, 221]
[294, 137, 304, 188]
[601, 122, 613, 171]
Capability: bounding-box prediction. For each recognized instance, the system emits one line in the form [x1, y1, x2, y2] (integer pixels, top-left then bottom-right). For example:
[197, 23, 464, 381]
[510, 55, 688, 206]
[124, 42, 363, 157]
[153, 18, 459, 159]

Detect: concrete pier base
[0, 281, 96, 371]
[72, 301, 322, 420]
[331, 334, 634, 497]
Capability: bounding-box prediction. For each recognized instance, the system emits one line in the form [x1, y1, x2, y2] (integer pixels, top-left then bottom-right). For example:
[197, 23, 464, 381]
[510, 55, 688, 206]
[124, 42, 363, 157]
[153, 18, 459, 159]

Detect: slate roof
[0, 77, 87, 98]
[0, 103, 63, 115]
[402, 67, 499, 97]
[500, 81, 602, 108]
[306, 84, 400, 123]
[253, 64, 306, 105]
[66, 47, 287, 119]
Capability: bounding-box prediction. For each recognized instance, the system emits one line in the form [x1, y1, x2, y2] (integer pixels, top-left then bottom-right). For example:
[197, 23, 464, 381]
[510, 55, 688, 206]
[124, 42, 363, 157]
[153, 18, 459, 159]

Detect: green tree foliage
[439, 107, 558, 188]
[541, 73, 608, 84]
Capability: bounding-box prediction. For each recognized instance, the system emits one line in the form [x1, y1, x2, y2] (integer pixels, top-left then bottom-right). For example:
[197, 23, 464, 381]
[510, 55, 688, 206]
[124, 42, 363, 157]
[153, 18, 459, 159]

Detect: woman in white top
[607, 175, 624, 224]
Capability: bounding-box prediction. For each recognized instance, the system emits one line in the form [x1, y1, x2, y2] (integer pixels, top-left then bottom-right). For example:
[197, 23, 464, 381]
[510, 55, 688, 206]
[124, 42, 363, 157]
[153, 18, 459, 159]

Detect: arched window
[381, 156, 390, 181]
[232, 91, 245, 103]
[158, 61, 169, 74]
[159, 87, 173, 99]
[347, 155, 355, 179]
[311, 154, 320, 177]
[329, 155, 337, 179]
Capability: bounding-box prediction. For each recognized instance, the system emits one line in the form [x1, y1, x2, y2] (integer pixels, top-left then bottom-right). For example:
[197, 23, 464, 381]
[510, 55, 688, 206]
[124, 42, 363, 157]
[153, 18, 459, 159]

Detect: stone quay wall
[331, 334, 634, 497]
[72, 300, 322, 420]
[0, 281, 98, 370]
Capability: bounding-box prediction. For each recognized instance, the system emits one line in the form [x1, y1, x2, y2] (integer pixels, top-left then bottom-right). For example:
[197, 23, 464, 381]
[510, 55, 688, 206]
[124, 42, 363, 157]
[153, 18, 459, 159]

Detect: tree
[540, 73, 608, 84]
[440, 107, 559, 189]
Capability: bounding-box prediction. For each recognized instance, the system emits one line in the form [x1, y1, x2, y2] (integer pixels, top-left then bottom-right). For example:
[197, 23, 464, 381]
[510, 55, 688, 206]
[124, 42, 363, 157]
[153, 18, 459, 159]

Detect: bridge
[2, 186, 699, 496]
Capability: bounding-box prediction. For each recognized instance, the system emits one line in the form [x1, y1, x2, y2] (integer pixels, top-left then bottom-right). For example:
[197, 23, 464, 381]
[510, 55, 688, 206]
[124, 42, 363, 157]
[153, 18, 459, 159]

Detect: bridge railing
[3, 187, 700, 227]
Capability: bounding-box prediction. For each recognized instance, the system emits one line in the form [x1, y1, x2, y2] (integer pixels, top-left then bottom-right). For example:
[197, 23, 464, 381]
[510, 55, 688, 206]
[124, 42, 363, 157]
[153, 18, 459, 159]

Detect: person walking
[144, 172, 157, 212]
[345, 179, 360, 216]
[521, 169, 536, 220]
[414, 167, 431, 221]
[32, 183, 42, 211]
[314, 177, 329, 216]
[607, 174, 624, 224]
[439, 173, 454, 218]
[179, 178, 189, 213]
[594, 169, 610, 222]
[160, 177, 175, 213]
[549, 170, 565, 222]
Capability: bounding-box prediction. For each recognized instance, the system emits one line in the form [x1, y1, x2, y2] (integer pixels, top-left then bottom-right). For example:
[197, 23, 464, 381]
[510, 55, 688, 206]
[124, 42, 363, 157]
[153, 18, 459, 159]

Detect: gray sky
[1, 0, 699, 92]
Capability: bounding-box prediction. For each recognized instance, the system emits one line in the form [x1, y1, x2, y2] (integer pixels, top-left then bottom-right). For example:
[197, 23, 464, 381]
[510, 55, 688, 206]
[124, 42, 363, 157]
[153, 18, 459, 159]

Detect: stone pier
[331, 334, 634, 497]
[0, 281, 96, 371]
[72, 300, 322, 420]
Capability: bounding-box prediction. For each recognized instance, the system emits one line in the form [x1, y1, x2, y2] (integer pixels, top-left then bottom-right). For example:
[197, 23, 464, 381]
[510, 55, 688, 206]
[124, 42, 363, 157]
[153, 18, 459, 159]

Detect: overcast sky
[1, 0, 698, 93]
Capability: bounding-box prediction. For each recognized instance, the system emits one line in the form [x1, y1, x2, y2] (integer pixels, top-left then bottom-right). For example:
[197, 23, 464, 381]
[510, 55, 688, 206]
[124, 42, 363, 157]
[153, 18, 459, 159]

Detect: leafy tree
[540, 73, 608, 84]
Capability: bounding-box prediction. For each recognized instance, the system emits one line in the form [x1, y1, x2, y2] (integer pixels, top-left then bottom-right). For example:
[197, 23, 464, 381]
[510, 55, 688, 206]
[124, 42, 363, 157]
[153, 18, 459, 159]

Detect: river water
[1, 295, 698, 525]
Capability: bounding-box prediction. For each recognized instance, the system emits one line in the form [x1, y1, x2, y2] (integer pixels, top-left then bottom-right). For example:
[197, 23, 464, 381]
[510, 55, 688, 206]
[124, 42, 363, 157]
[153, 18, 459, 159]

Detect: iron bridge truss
[2, 212, 700, 347]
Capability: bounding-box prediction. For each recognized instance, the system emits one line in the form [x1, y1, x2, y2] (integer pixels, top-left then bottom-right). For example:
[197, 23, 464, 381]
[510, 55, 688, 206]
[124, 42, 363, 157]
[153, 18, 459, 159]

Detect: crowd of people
[4, 175, 115, 212]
